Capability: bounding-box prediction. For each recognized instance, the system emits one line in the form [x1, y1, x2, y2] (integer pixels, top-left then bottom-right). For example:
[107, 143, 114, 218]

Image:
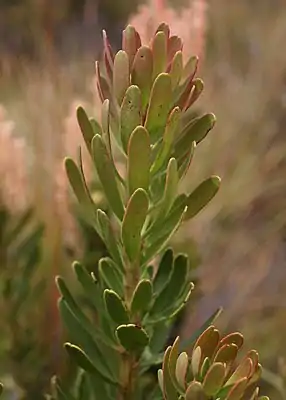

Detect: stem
[118, 257, 140, 400]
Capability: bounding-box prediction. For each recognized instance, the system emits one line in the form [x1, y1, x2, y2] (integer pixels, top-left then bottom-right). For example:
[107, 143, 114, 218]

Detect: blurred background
[1, 0, 286, 398]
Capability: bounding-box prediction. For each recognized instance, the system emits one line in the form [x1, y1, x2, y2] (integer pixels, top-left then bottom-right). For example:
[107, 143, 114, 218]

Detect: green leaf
[92, 135, 124, 220]
[153, 248, 174, 295]
[104, 289, 129, 325]
[178, 141, 196, 179]
[169, 51, 183, 90]
[113, 50, 130, 105]
[185, 78, 204, 109]
[145, 73, 172, 142]
[184, 176, 221, 221]
[127, 125, 151, 196]
[58, 298, 117, 385]
[98, 257, 124, 297]
[72, 261, 102, 311]
[131, 46, 153, 111]
[152, 31, 167, 79]
[64, 157, 96, 226]
[116, 324, 149, 354]
[158, 158, 179, 218]
[64, 343, 99, 374]
[97, 210, 124, 270]
[121, 188, 149, 261]
[130, 279, 153, 317]
[151, 106, 181, 175]
[120, 85, 142, 153]
[149, 321, 172, 354]
[173, 114, 216, 160]
[150, 254, 189, 316]
[77, 106, 96, 155]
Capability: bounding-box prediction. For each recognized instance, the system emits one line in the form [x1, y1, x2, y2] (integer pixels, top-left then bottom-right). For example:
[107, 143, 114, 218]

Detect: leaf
[64, 343, 98, 374]
[98, 257, 124, 297]
[225, 378, 248, 400]
[185, 381, 206, 400]
[202, 362, 226, 396]
[131, 46, 153, 111]
[92, 135, 124, 220]
[184, 176, 221, 220]
[97, 210, 124, 270]
[169, 51, 183, 89]
[77, 106, 96, 155]
[149, 321, 172, 354]
[158, 158, 179, 218]
[162, 346, 179, 400]
[58, 298, 117, 385]
[121, 188, 149, 261]
[145, 73, 172, 142]
[193, 326, 220, 362]
[173, 114, 216, 160]
[104, 289, 129, 325]
[152, 31, 167, 79]
[116, 324, 149, 354]
[153, 248, 174, 295]
[150, 254, 189, 316]
[130, 279, 153, 317]
[64, 158, 96, 225]
[175, 352, 189, 389]
[122, 25, 141, 68]
[120, 85, 142, 153]
[113, 50, 130, 105]
[127, 125, 151, 196]
[180, 307, 223, 351]
[151, 106, 181, 175]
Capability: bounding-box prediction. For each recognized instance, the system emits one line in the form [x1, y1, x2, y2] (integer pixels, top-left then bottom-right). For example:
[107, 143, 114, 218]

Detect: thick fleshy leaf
[95, 61, 111, 102]
[175, 352, 189, 389]
[131, 46, 153, 111]
[120, 85, 142, 152]
[64, 157, 96, 226]
[152, 31, 167, 79]
[225, 377, 248, 400]
[185, 78, 204, 110]
[168, 337, 180, 387]
[116, 324, 149, 354]
[184, 176, 221, 221]
[153, 248, 174, 295]
[113, 50, 130, 105]
[156, 22, 170, 39]
[169, 51, 183, 89]
[185, 381, 206, 400]
[150, 254, 189, 315]
[226, 358, 253, 386]
[58, 298, 117, 384]
[193, 326, 220, 363]
[64, 343, 98, 374]
[162, 346, 179, 400]
[167, 36, 183, 64]
[182, 55, 199, 82]
[97, 209, 123, 270]
[192, 346, 202, 377]
[102, 30, 114, 80]
[130, 279, 152, 317]
[145, 73, 172, 142]
[98, 257, 124, 297]
[92, 134, 124, 220]
[214, 344, 239, 365]
[151, 106, 181, 175]
[122, 25, 141, 68]
[121, 188, 149, 261]
[127, 125, 150, 195]
[77, 106, 96, 155]
[203, 362, 226, 396]
[180, 308, 223, 352]
[158, 158, 179, 218]
[174, 114, 216, 161]
[219, 332, 244, 350]
[104, 289, 129, 325]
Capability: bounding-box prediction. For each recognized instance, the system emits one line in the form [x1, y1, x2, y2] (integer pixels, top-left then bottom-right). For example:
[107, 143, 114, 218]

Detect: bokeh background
[1, 0, 286, 398]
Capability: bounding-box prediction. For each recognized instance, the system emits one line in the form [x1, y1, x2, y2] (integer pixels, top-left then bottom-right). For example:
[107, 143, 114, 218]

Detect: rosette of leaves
[158, 325, 269, 400]
[52, 23, 268, 400]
